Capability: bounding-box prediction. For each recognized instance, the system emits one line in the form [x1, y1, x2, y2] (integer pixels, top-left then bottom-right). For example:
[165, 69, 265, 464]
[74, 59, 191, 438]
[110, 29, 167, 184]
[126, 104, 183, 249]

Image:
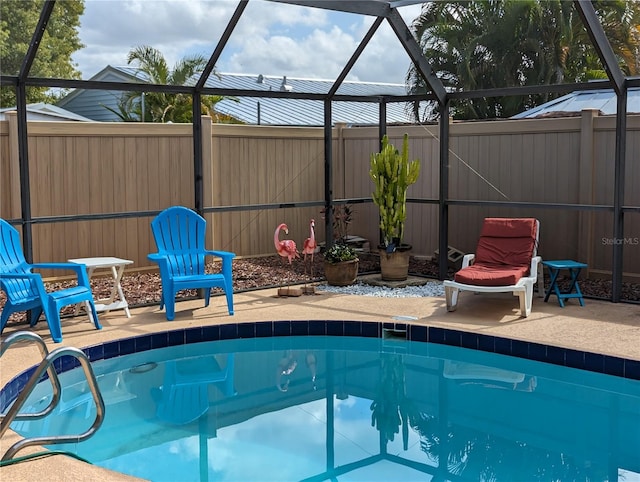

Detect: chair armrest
[31, 262, 85, 273]
[461, 254, 475, 269]
[30, 262, 91, 286]
[147, 253, 169, 269]
[205, 250, 235, 279]
[529, 256, 542, 278]
[147, 253, 163, 262]
[204, 250, 236, 261]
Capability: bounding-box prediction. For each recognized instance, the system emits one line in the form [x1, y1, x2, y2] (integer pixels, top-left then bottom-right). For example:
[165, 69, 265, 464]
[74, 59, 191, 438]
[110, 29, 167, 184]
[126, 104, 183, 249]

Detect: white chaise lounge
[443, 217, 542, 318]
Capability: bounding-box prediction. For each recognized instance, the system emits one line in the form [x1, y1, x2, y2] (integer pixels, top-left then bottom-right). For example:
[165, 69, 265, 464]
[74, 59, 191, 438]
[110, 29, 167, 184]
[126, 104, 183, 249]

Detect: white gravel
[317, 280, 445, 298]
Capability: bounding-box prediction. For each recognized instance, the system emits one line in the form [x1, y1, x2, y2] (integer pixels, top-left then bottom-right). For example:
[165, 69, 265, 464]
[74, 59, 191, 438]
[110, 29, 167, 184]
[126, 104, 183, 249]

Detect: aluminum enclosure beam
[389, 0, 424, 7]
[385, 9, 447, 106]
[268, 0, 389, 16]
[192, 93, 204, 216]
[18, 0, 55, 80]
[195, 0, 248, 90]
[573, 0, 627, 302]
[438, 101, 450, 281]
[16, 0, 55, 266]
[328, 16, 385, 99]
[324, 100, 334, 246]
[8, 75, 609, 104]
[573, 0, 625, 95]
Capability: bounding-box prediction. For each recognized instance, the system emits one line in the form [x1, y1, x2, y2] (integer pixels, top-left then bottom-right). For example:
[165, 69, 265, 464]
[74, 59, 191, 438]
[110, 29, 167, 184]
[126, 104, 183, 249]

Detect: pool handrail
[0, 331, 106, 462]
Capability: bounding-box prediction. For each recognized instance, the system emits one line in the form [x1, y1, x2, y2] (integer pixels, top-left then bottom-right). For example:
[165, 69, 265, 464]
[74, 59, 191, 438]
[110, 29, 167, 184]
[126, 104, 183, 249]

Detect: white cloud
[74, 0, 424, 84]
[226, 25, 359, 79]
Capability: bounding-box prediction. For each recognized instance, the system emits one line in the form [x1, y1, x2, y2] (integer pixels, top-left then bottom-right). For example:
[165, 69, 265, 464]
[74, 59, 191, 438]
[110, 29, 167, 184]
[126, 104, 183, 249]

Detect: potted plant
[323, 242, 359, 286]
[321, 204, 359, 286]
[369, 133, 420, 281]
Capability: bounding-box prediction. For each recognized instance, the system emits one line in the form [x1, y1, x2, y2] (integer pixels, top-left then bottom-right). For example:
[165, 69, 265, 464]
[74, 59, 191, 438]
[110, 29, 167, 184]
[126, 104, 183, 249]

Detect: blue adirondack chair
[0, 219, 101, 343]
[148, 206, 235, 320]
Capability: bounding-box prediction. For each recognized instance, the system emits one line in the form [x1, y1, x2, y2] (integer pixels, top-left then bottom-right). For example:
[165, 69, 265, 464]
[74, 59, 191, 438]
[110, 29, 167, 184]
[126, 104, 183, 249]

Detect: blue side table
[542, 260, 588, 307]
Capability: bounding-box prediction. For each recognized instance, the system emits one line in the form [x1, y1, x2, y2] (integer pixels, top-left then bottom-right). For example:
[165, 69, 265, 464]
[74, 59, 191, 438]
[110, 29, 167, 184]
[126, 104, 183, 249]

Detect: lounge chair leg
[445, 287, 458, 312]
[537, 265, 545, 298]
[518, 286, 533, 317]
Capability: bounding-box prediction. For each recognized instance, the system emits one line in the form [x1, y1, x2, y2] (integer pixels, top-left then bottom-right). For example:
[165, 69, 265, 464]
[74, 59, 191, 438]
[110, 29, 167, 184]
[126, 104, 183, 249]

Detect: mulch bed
[1, 253, 638, 326]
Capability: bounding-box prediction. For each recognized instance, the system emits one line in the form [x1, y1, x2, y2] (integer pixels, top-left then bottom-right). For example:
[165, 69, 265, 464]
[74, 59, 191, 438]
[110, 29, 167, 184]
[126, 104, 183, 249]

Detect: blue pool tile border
[2, 321, 639, 411]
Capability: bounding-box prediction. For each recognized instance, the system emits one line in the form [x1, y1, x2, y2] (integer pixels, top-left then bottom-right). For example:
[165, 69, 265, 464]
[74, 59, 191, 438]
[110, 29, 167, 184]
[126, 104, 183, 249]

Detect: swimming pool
[3, 323, 640, 482]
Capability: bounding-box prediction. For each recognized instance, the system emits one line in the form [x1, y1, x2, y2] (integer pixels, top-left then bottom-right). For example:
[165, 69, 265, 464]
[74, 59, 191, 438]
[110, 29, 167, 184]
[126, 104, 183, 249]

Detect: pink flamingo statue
[302, 218, 317, 277]
[274, 223, 299, 264]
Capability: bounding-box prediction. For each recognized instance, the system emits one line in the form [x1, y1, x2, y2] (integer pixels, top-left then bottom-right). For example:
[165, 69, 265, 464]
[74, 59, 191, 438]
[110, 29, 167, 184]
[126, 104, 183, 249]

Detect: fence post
[578, 108, 598, 276]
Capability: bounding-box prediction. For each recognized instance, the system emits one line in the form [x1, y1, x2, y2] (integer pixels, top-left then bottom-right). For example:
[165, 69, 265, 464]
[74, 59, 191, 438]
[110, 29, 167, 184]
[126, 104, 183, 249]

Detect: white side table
[69, 257, 134, 318]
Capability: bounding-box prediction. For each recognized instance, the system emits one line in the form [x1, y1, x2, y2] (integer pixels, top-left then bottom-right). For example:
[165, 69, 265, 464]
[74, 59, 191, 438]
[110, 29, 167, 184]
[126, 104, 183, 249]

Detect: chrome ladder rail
[0, 331, 106, 462]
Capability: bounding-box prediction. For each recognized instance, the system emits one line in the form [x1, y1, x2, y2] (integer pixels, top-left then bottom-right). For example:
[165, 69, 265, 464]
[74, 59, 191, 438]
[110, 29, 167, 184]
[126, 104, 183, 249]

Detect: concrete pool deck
[1, 285, 639, 481]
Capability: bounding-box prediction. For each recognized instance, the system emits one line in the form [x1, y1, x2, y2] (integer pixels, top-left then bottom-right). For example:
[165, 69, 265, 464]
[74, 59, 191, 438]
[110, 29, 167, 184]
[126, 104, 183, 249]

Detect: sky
[73, 0, 424, 85]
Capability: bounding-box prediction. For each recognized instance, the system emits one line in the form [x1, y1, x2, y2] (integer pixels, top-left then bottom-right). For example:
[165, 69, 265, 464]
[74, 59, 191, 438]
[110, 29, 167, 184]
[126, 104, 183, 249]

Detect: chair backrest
[150, 206, 208, 276]
[474, 218, 538, 268]
[0, 219, 39, 302]
[0, 220, 27, 267]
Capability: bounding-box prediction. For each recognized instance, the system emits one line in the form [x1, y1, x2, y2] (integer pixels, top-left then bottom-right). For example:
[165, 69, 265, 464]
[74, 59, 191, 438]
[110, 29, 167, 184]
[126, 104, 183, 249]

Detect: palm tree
[115, 45, 241, 123]
[407, 0, 640, 121]
[407, 1, 531, 119]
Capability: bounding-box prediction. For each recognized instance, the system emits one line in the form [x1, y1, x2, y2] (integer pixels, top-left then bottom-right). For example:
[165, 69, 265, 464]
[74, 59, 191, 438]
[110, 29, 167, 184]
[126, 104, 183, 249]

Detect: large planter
[324, 259, 359, 286]
[379, 245, 411, 281]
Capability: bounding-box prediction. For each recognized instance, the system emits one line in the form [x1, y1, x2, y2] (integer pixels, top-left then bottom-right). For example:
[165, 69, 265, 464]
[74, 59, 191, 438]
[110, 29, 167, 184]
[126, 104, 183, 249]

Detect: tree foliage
[114, 45, 242, 123]
[0, 0, 84, 107]
[407, 0, 640, 120]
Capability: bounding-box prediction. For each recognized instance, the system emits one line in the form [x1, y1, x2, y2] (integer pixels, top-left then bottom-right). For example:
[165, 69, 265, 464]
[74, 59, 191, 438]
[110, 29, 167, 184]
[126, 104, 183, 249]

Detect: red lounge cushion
[454, 264, 530, 286]
[475, 236, 535, 267]
[475, 218, 537, 267]
[481, 218, 537, 238]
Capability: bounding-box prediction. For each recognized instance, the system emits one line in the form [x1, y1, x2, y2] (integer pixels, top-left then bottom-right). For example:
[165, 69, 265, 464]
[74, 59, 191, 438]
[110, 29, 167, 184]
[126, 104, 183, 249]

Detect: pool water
[9, 336, 640, 482]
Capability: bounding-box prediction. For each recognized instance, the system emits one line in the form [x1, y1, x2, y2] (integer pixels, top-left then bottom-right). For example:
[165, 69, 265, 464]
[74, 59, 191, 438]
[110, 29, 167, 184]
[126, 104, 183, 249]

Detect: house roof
[57, 66, 413, 125]
[203, 73, 413, 125]
[0, 103, 93, 122]
[56, 65, 144, 108]
[512, 87, 640, 119]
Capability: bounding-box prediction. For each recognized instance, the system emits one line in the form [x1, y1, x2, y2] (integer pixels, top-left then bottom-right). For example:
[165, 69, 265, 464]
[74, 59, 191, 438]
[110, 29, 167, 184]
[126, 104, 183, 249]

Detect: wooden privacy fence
[1, 110, 639, 279]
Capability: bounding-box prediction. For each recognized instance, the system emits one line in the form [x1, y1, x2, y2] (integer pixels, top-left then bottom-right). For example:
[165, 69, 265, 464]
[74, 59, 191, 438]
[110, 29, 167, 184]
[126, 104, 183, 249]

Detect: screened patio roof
[1, 0, 638, 302]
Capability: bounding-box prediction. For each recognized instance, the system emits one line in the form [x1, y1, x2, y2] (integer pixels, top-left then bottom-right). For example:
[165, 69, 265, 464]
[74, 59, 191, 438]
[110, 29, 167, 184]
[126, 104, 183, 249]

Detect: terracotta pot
[379, 245, 411, 281]
[324, 258, 359, 286]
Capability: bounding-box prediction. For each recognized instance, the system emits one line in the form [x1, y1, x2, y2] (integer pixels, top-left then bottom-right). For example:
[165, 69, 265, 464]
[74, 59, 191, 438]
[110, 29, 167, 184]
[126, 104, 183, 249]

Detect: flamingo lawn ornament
[274, 223, 299, 264]
[302, 218, 317, 277]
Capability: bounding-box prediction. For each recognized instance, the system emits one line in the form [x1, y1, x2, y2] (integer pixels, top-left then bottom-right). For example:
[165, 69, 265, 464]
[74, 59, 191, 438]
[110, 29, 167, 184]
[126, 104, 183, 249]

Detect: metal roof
[204, 73, 413, 125]
[201, 72, 408, 96]
[512, 87, 640, 119]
